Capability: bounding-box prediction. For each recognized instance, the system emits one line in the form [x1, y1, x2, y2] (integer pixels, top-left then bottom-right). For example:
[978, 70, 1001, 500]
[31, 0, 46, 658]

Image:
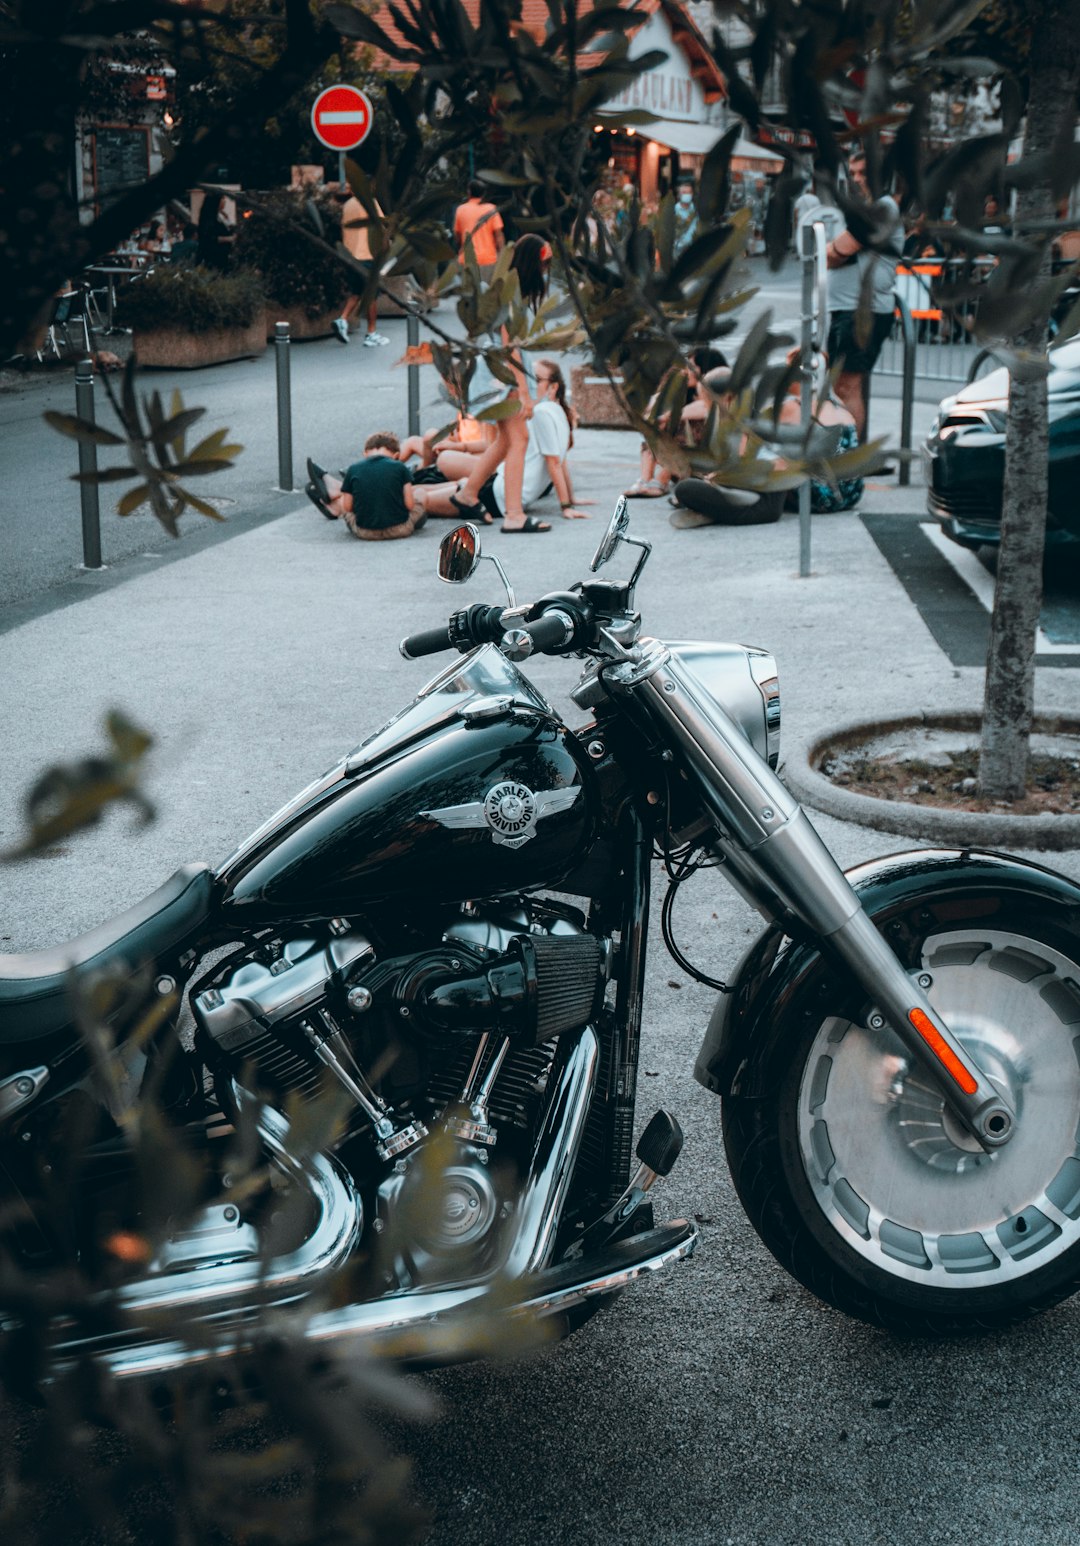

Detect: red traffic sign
[311, 85, 373, 152]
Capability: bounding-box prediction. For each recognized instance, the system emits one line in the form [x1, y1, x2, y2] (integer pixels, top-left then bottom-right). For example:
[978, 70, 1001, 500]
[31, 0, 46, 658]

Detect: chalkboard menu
[94, 128, 150, 206]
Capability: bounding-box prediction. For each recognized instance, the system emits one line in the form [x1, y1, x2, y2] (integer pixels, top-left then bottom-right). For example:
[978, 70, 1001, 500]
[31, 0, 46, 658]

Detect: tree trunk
[978, 0, 1080, 799]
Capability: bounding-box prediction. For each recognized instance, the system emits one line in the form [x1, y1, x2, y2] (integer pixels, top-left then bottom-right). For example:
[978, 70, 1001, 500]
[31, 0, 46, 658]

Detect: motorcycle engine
[191, 901, 608, 1284]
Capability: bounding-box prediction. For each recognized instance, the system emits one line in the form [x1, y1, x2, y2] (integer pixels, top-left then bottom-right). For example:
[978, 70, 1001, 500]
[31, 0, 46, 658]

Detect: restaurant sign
[598, 12, 717, 125]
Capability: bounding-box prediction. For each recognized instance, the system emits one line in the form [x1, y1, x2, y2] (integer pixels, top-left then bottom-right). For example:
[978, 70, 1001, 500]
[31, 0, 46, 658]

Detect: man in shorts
[825, 152, 902, 439]
[305, 432, 468, 541]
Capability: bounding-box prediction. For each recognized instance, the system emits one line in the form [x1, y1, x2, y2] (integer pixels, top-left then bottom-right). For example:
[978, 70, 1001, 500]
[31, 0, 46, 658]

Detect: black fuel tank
[217, 648, 599, 922]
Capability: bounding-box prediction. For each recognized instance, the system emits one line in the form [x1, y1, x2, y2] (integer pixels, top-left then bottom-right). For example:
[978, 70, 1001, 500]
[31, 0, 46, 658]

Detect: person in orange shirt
[453, 180, 505, 272]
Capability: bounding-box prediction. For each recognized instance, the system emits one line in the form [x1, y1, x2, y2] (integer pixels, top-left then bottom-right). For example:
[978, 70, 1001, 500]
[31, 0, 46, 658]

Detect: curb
[782, 712, 1080, 852]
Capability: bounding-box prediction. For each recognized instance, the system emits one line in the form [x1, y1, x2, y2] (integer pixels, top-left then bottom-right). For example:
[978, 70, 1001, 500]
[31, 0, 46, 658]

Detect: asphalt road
[3, 258, 1080, 1546]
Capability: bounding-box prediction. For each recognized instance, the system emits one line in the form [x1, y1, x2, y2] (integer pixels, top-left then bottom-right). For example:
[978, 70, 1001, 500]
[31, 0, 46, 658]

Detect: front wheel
[723, 899, 1080, 1333]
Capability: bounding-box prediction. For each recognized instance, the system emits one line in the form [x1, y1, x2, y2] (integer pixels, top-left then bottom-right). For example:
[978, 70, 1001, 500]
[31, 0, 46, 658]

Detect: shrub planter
[116, 268, 266, 369]
[133, 319, 267, 368]
[783, 712, 1080, 851]
[569, 364, 633, 428]
[263, 305, 339, 341]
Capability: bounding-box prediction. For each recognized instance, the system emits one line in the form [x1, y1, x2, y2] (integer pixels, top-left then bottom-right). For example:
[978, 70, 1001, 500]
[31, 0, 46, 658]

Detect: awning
[631, 118, 724, 155]
[627, 119, 785, 172]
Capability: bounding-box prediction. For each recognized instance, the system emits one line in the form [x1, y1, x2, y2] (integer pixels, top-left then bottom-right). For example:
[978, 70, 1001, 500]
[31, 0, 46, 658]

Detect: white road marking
[921, 523, 1080, 655]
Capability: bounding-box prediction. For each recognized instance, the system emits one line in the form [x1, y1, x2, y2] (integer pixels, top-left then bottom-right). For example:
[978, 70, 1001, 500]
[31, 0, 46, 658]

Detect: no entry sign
[311, 85, 374, 152]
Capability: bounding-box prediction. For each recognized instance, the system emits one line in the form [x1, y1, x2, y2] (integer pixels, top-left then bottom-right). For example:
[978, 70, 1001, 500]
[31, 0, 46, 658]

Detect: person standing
[453, 180, 505, 273]
[824, 151, 902, 439]
[450, 235, 551, 533]
[333, 190, 389, 347]
[673, 179, 699, 259]
[196, 192, 234, 271]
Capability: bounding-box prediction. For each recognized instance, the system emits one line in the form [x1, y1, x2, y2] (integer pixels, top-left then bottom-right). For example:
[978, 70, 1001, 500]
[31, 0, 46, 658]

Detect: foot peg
[563, 1111, 684, 1263]
[634, 1109, 684, 1183]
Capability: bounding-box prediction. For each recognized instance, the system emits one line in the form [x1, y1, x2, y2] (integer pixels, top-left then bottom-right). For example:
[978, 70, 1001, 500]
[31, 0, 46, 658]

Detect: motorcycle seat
[0, 863, 216, 1043]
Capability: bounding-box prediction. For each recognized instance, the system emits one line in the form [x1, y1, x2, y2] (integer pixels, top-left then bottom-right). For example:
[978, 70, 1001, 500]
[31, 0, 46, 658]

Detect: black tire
[723, 893, 1080, 1334]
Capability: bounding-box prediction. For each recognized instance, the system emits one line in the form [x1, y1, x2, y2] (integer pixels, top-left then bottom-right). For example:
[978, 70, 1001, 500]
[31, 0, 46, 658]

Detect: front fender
[694, 847, 1080, 1099]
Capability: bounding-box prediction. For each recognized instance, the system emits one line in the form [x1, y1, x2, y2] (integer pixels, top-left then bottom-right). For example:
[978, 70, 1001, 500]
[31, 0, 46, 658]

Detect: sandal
[449, 491, 492, 525]
[502, 516, 551, 534]
[624, 480, 666, 498]
[305, 482, 337, 521]
[306, 458, 330, 504]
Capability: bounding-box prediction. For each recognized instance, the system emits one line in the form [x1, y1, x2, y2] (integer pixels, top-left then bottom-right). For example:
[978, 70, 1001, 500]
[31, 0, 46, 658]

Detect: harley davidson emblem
[421, 783, 581, 849]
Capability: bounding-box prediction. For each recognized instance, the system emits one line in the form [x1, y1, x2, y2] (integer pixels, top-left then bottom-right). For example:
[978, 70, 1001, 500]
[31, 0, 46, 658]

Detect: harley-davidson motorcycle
[5, 500, 1080, 1381]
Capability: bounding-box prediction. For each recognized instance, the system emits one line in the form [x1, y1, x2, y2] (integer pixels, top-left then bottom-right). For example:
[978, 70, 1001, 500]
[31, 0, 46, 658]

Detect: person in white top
[494, 359, 589, 519]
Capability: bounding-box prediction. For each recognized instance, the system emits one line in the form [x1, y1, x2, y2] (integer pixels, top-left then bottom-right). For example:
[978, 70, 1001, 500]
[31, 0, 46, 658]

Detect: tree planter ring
[783, 712, 1080, 852]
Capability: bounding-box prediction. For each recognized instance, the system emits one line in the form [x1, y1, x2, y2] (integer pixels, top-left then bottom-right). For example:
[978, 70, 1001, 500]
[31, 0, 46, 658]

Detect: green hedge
[115, 267, 265, 333]
[233, 188, 351, 319]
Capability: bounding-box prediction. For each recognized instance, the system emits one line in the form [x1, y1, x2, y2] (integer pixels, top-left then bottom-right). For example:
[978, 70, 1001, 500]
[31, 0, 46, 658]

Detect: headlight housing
[667, 644, 781, 769]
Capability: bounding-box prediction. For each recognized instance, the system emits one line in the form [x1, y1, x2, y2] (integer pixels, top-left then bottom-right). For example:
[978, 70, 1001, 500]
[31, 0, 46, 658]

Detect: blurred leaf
[4, 710, 154, 861]
[71, 466, 137, 485]
[43, 411, 124, 446]
[117, 483, 151, 516]
[474, 397, 522, 422]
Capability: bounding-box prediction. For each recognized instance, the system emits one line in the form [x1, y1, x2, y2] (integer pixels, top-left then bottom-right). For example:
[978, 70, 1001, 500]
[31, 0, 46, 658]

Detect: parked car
[924, 337, 1080, 550]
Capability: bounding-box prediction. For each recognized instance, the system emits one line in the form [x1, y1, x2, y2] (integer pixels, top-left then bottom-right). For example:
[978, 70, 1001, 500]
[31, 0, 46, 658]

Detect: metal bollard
[75, 357, 103, 570]
[275, 321, 293, 492]
[798, 222, 828, 578]
[895, 293, 916, 488]
[407, 311, 420, 439]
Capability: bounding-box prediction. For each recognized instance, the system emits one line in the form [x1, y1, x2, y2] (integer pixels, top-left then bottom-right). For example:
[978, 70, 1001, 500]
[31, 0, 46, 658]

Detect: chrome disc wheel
[797, 928, 1080, 1288]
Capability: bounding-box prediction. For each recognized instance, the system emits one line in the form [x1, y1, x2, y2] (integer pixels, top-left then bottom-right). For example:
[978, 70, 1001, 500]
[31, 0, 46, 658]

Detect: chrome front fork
[617, 642, 1014, 1150]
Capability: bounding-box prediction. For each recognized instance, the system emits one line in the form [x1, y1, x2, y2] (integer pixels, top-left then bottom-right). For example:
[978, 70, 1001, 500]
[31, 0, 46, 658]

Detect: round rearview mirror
[589, 495, 630, 572]
[438, 523, 481, 584]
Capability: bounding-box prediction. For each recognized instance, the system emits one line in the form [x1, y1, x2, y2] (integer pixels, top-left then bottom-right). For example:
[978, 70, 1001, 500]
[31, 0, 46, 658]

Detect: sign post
[311, 85, 374, 171]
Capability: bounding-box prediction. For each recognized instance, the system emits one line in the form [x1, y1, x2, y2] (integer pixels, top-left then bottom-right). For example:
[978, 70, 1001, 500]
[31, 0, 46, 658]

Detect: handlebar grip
[521, 610, 573, 652]
[399, 625, 453, 660]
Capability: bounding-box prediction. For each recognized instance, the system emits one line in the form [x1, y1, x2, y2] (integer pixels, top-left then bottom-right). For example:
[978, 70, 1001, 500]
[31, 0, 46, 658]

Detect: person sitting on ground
[304, 432, 474, 542]
[777, 349, 863, 513]
[668, 366, 786, 529]
[492, 358, 589, 520]
[624, 345, 728, 498]
[425, 360, 589, 521]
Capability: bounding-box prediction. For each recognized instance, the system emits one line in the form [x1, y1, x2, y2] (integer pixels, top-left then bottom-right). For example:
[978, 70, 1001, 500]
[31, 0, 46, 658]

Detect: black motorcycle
[5, 500, 1080, 1380]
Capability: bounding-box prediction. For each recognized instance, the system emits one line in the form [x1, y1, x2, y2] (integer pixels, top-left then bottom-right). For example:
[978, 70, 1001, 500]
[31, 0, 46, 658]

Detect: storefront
[594, 4, 727, 204]
[593, 0, 784, 234]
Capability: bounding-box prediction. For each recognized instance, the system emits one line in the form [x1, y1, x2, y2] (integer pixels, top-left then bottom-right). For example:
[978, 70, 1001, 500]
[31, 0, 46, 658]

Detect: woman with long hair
[450, 233, 555, 533]
[494, 358, 589, 519]
[197, 191, 234, 271]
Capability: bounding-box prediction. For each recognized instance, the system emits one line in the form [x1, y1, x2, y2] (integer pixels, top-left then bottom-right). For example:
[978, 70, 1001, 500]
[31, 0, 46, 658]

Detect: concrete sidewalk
[2, 374, 1077, 953]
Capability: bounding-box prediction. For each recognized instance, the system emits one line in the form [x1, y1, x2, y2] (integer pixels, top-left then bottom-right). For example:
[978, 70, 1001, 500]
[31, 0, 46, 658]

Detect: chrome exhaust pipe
[87, 1220, 699, 1382]
[48, 1103, 362, 1348]
[45, 1025, 614, 1381]
[502, 1023, 600, 1278]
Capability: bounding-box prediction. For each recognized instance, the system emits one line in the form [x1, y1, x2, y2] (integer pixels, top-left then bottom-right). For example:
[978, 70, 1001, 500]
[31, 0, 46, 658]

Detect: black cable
[650, 759, 731, 993]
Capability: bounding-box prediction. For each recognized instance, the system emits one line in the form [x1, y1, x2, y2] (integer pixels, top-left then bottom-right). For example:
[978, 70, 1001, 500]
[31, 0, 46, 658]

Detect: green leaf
[476, 168, 535, 188]
[149, 406, 206, 450]
[729, 309, 774, 396]
[474, 398, 522, 422]
[181, 492, 227, 522]
[116, 484, 151, 516]
[43, 411, 124, 446]
[70, 466, 137, 484]
[170, 456, 238, 477]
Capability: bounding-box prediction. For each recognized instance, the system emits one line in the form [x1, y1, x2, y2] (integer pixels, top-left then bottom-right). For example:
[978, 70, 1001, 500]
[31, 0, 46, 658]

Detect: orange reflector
[908, 1008, 978, 1095]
